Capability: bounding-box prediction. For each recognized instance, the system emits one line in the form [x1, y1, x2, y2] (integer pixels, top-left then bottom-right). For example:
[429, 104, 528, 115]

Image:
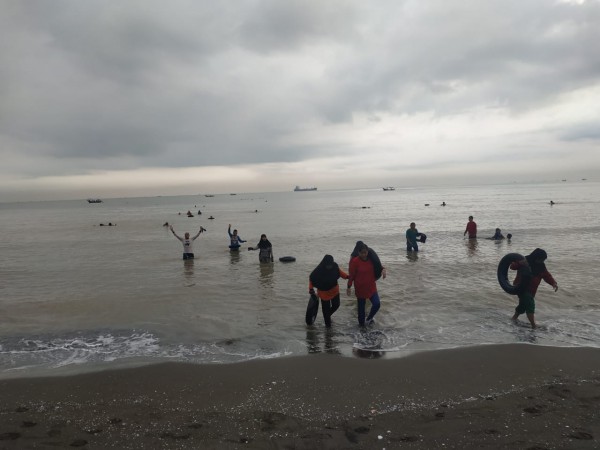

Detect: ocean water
[1, 182, 599, 378]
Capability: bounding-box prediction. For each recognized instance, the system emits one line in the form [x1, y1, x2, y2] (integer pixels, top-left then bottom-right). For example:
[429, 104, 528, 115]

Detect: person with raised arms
[228, 224, 246, 251]
[170, 225, 205, 260]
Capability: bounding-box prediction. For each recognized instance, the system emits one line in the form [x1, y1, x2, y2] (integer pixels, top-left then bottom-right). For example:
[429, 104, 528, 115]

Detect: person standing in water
[248, 234, 274, 263]
[406, 222, 420, 252]
[464, 215, 477, 239]
[228, 224, 246, 251]
[309, 255, 348, 328]
[510, 248, 558, 329]
[170, 225, 205, 259]
[347, 242, 386, 327]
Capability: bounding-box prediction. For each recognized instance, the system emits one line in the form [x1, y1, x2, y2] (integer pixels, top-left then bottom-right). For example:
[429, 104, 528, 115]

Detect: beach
[1, 344, 599, 449]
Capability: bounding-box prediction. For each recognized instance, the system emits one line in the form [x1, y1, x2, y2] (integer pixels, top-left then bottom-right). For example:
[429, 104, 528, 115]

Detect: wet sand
[1, 344, 599, 449]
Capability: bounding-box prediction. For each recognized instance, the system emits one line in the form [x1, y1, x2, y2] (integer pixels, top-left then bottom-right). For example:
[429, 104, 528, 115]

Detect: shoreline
[1, 344, 599, 449]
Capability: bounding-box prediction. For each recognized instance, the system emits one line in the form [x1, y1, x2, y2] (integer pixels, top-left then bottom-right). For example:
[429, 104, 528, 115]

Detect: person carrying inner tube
[309, 255, 348, 328]
[228, 224, 246, 251]
[248, 234, 274, 263]
[406, 222, 420, 252]
[347, 242, 386, 327]
[510, 248, 558, 329]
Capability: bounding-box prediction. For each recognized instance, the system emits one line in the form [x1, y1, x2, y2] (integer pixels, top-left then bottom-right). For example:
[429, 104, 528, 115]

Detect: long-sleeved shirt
[347, 257, 377, 299]
[309, 268, 348, 301]
[510, 260, 557, 296]
[228, 229, 246, 248]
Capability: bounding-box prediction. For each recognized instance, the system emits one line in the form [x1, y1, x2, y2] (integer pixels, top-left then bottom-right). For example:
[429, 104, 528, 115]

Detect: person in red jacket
[510, 248, 558, 329]
[464, 215, 477, 239]
[347, 242, 387, 326]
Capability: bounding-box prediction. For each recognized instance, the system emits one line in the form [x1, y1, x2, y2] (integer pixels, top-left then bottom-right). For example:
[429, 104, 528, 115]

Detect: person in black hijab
[309, 255, 348, 328]
[510, 248, 558, 328]
[248, 234, 273, 263]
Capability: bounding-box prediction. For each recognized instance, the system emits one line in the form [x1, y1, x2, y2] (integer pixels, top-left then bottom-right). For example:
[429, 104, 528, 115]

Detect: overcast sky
[1, 0, 599, 201]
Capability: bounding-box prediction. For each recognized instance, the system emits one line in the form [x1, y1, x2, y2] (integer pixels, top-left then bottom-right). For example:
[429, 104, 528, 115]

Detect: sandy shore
[1, 344, 599, 449]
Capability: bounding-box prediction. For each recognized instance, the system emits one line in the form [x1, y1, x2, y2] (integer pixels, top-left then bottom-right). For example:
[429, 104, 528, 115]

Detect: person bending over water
[249, 234, 274, 263]
[170, 225, 205, 260]
[309, 255, 348, 328]
[347, 242, 386, 327]
[510, 248, 558, 329]
[228, 224, 246, 251]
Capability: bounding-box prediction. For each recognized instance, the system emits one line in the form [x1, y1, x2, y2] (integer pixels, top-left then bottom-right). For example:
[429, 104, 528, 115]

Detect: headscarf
[255, 238, 272, 249]
[310, 255, 340, 291]
[349, 241, 384, 280]
[525, 248, 548, 276]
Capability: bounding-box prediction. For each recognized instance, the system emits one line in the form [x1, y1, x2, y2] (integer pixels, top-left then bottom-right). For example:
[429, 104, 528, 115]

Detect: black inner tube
[305, 294, 319, 325]
[279, 256, 296, 262]
[497, 253, 532, 295]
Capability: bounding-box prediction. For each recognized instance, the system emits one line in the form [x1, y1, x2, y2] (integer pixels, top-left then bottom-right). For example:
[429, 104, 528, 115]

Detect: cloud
[0, 0, 599, 201]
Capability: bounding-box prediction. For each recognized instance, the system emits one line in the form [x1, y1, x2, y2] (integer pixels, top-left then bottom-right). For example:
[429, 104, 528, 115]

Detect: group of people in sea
[169, 215, 557, 330]
[462, 215, 512, 241]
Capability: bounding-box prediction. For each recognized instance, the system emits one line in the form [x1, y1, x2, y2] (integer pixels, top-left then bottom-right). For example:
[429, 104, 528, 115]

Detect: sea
[1, 182, 599, 379]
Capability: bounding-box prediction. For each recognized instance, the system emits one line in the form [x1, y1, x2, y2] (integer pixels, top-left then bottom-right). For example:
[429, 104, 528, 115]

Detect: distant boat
[87, 199, 103, 203]
[294, 186, 317, 191]
[204, 194, 215, 197]
[382, 187, 395, 191]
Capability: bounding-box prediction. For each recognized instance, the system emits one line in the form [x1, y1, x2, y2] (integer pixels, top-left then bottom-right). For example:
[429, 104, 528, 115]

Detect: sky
[1, 0, 599, 201]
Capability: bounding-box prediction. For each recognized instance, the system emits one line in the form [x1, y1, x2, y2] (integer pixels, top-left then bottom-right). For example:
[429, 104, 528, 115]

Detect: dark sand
[1, 344, 599, 449]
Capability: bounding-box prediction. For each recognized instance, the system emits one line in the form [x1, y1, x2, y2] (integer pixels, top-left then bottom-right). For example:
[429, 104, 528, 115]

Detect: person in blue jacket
[228, 224, 246, 251]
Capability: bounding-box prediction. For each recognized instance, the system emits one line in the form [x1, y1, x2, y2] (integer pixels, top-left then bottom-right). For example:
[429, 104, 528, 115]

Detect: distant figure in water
[187, 210, 194, 217]
[441, 201, 446, 206]
[506, 233, 512, 241]
[406, 222, 420, 252]
[550, 200, 555, 205]
[163, 222, 169, 227]
[488, 228, 505, 240]
[248, 234, 274, 263]
[228, 224, 246, 251]
[510, 248, 558, 329]
[464, 215, 477, 239]
[170, 225, 205, 260]
[309, 255, 349, 328]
